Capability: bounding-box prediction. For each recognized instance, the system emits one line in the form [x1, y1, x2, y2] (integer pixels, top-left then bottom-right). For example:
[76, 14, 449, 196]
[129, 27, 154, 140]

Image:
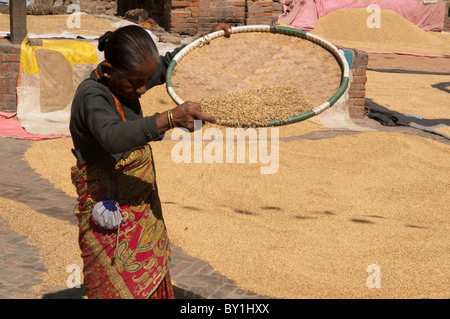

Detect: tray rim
[166, 25, 350, 127]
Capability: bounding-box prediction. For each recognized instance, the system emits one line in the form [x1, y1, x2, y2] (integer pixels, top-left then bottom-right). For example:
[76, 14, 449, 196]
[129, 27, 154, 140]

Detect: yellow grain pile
[0, 14, 116, 35]
[191, 85, 314, 127]
[24, 83, 450, 298]
[25, 130, 450, 299]
[436, 126, 450, 137]
[24, 137, 77, 198]
[365, 71, 450, 119]
[0, 197, 81, 293]
[310, 8, 450, 55]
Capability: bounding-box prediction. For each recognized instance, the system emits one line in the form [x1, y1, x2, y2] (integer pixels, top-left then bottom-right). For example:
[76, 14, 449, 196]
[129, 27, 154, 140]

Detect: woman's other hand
[211, 23, 232, 36]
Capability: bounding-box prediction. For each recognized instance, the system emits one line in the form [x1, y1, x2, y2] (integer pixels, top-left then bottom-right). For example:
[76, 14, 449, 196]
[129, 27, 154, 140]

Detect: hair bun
[98, 31, 113, 52]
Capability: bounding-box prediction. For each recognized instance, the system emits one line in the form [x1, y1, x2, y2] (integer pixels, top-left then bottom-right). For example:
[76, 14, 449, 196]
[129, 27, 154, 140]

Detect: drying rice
[24, 129, 450, 299]
[310, 8, 450, 55]
[365, 71, 450, 119]
[0, 197, 81, 292]
[0, 13, 116, 35]
[190, 85, 314, 127]
[436, 126, 450, 137]
[22, 82, 450, 298]
[140, 84, 324, 138]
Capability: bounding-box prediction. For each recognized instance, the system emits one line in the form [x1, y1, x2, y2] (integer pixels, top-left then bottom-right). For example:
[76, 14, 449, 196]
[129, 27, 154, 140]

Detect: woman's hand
[156, 102, 215, 133]
[172, 101, 215, 131]
[211, 23, 232, 36]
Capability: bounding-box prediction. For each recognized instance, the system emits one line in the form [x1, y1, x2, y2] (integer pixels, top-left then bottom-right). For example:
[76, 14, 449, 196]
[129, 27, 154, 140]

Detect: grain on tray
[171, 32, 342, 107]
[190, 84, 314, 126]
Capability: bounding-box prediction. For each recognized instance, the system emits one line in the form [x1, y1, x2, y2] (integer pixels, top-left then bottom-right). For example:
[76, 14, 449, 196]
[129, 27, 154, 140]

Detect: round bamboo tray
[166, 25, 350, 127]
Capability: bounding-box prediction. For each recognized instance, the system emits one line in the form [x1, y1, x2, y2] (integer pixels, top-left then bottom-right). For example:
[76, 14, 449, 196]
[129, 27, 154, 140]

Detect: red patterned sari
[71, 144, 174, 299]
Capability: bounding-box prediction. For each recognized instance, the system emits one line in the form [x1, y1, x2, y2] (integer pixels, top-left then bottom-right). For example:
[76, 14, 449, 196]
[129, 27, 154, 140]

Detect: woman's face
[109, 59, 158, 100]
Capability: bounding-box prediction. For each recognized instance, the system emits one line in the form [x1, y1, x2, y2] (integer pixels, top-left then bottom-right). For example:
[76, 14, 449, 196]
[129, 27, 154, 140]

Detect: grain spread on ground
[190, 85, 314, 126]
[0, 197, 81, 293]
[365, 71, 450, 119]
[5, 11, 449, 298]
[22, 83, 450, 298]
[310, 8, 450, 55]
[0, 13, 116, 35]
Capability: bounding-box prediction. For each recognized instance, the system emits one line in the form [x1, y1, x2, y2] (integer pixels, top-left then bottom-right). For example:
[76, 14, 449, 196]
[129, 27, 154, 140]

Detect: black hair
[98, 25, 159, 75]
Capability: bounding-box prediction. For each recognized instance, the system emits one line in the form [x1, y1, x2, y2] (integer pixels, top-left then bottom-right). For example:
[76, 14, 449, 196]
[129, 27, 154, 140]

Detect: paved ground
[0, 114, 448, 299]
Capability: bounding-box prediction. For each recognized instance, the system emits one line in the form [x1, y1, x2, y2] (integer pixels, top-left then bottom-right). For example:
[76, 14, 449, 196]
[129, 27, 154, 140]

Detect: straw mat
[171, 32, 343, 107]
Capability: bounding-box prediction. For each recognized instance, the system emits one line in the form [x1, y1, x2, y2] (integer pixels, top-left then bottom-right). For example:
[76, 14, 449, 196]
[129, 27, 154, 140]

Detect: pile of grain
[24, 129, 450, 299]
[0, 14, 115, 35]
[436, 126, 450, 137]
[140, 84, 323, 138]
[310, 8, 450, 55]
[365, 71, 450, 119]
[23, 83, 450, 298]
[191, 84, 314, 127]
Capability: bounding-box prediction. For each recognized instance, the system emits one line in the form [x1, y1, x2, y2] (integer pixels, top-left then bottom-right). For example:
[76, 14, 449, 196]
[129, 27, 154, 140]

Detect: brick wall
[81, 0, 117, 16]
[445, 0, 450, 32]
[0, 40, 21, 113]
[74, 0, 285, 34]
[348, 49, 368, 119]
[166, 0, 283, 35]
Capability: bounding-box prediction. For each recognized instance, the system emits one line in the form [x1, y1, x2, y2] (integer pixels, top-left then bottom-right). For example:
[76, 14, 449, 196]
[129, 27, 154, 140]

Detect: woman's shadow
[41, 285, 203, 299]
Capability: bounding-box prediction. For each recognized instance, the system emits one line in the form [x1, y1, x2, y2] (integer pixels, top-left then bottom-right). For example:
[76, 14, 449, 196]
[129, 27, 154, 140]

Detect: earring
[103, 73, 109, 78]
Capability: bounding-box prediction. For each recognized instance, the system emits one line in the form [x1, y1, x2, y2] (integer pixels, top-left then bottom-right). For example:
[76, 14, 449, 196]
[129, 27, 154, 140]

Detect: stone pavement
[0, 116, 448, 299]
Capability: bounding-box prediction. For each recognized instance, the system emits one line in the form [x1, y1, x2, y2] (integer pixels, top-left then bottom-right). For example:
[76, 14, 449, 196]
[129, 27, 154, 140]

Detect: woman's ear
[100, 61, 113, 80]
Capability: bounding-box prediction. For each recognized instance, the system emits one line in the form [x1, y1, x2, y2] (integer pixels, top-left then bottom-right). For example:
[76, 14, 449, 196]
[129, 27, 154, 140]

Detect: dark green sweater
[70, 48, 180, 171]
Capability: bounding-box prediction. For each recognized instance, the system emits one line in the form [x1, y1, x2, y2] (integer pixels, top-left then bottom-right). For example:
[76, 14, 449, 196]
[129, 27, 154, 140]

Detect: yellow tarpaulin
[20, 35, 98, 74]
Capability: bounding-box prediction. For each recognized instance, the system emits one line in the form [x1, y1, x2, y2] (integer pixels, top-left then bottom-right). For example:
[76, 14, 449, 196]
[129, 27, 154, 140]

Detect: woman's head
[98, 25, 159, 99]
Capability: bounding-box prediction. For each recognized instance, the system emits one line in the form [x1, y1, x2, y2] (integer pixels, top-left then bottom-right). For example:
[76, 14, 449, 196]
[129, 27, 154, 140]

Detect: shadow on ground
[41, 285, 204, 299]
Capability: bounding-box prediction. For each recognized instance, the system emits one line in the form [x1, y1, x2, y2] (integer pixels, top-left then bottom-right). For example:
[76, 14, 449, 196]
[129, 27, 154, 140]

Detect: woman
[70, 23, 231, 299]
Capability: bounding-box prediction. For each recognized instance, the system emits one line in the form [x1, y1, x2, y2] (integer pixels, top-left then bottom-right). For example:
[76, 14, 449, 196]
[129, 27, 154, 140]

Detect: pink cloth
[0, 112, 69, 140]
[277, 0, 446, 32]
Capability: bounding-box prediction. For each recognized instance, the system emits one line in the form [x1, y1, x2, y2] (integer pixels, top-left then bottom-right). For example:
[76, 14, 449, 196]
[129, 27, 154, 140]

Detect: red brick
[170, 22, 193, 29]
[171, 10, 191, 18]
[0, 63, 10, 71]
[356, 68, 366, 76]
[171, 1, 191, 8]
[255, 1, 273, 6]
[350, 83, 365, 91]
[7, 54, 20, 62]
[350, 112, 365, 119]
[348, 90, 365, 98]
[352, 76, 367, 84]
[350, 98, 366, 106]
[232, 1, 246, 7]
[0, 94, 16, 102]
